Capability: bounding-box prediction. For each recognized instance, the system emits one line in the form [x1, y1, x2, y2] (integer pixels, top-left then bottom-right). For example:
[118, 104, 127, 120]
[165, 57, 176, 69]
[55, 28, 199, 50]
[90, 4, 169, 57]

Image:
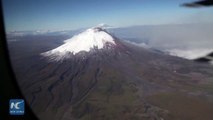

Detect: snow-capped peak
[41, 26, 116, 61]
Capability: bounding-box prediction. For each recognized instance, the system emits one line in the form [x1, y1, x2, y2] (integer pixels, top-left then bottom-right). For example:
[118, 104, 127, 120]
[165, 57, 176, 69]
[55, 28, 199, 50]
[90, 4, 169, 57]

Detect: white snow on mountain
[41, 26, 116, 60]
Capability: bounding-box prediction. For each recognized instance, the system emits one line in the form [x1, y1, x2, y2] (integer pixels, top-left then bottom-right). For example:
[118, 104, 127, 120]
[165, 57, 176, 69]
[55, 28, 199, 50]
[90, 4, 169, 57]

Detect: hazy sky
[2, 0, 213, 31]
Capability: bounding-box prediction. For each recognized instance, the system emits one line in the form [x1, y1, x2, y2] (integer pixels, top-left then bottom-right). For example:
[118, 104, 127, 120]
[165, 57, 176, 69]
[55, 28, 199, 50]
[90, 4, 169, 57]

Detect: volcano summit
[41, 27, 118, 61]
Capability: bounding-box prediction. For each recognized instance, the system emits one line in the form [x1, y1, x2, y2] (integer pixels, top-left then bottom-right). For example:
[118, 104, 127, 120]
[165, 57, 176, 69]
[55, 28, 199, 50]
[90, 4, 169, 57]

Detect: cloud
[112, 23, 213, 60]
[122, 39, 150, 49]
[165, 48, 213, 60]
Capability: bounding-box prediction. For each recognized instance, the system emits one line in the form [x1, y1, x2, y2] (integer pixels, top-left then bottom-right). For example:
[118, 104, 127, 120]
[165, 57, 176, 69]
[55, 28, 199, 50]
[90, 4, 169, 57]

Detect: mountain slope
[11, 27, 213, 120]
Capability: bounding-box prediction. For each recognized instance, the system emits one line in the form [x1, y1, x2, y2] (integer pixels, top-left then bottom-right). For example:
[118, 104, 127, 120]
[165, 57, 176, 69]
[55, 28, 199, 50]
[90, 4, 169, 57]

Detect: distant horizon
[3, 0, 213, 32]
[6, 22, 213, 33]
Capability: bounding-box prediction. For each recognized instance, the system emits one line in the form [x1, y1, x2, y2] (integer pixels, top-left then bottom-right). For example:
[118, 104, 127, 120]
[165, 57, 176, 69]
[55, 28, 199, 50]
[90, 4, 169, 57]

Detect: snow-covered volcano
[41, 26, 116, 61]
[13, 24, 213, 120]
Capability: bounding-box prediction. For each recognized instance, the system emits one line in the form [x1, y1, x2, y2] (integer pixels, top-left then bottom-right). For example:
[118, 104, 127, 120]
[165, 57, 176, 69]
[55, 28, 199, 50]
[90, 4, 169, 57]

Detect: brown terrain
[8, 34, 213, 120]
